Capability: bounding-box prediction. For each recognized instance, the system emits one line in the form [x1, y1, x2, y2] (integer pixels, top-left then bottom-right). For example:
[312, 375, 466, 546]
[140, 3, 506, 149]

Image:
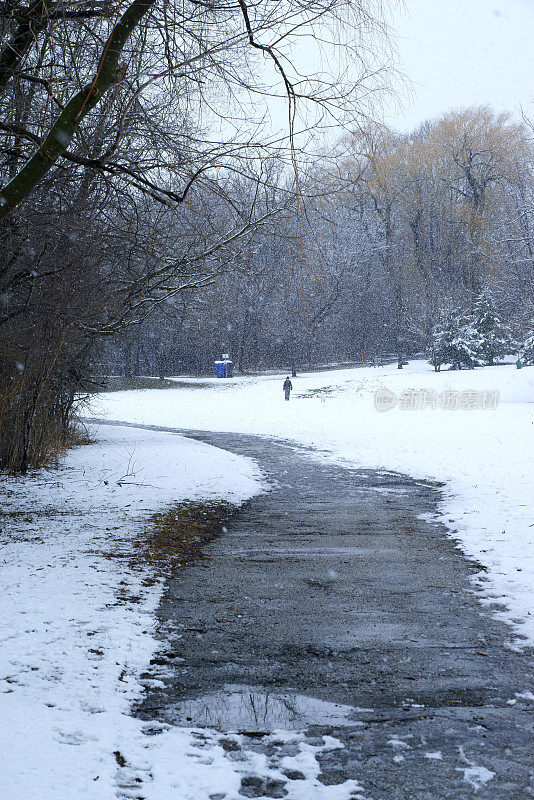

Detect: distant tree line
[98, 107, 534, 377]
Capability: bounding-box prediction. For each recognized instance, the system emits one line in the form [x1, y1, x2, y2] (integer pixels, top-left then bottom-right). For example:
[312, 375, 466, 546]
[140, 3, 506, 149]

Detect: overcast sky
[387, 0, 534, 132]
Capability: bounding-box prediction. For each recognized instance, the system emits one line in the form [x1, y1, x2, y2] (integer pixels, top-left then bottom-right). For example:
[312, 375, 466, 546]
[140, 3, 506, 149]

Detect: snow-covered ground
[1, 422, 368, 799]
[0, 425, 270, 799]
[90, 360, 534, 648]
[3, 360, 533, 799]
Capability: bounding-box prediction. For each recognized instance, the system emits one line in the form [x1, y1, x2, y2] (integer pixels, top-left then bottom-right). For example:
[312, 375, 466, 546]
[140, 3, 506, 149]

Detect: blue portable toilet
[214, 360, 226, 377]
[214, 353, 234, 378]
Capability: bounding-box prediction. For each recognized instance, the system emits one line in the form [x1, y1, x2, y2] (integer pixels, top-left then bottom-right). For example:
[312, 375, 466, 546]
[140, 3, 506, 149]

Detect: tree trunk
[0, 0, 155, 219]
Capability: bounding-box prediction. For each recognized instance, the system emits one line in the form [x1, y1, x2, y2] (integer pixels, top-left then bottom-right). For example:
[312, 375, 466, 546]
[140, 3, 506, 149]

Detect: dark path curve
[97, 422, 534, 799]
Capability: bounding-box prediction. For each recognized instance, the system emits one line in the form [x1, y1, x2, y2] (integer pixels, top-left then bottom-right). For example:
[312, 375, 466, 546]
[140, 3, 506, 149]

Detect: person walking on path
[283, 376, 293, 401]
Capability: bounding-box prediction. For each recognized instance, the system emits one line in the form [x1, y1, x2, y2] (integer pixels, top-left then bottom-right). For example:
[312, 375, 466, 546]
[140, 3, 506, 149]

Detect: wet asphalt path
[128, 428, 534, 799]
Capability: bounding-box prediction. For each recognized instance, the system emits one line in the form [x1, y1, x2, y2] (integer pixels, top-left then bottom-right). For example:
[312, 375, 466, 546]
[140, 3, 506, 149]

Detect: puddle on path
[169, 685, 364, 732]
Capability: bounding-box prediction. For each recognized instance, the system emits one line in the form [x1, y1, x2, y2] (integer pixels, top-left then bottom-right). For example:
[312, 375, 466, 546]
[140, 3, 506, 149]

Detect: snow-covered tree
[449, 318, 484, 370]
[471, 290, 511, 365]
[519, 328, 534, 366]
[430, 311, 483, 370]
[430, 311, 456, 371]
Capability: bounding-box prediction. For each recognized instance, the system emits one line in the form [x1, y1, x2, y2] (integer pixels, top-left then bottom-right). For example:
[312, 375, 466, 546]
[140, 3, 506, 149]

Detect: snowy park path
[126, 427, 534, 800]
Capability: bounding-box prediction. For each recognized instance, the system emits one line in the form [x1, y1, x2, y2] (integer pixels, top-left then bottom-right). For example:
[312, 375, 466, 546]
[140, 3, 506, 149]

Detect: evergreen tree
[471, 290, 511, 365]
[449, 317, 484, 370]
[430, 310, 483, 370]
[519, 328, 534, 366]
[430, 311, 456, 371]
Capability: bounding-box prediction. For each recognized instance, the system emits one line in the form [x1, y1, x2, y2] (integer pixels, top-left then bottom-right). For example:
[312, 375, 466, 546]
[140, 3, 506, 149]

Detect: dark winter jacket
[283, 379, 293, 392]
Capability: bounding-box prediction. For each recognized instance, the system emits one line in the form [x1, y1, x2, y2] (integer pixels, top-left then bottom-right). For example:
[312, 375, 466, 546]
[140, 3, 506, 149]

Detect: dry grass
[135, 501, 237, 573]
[93, 376, 180, 392]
